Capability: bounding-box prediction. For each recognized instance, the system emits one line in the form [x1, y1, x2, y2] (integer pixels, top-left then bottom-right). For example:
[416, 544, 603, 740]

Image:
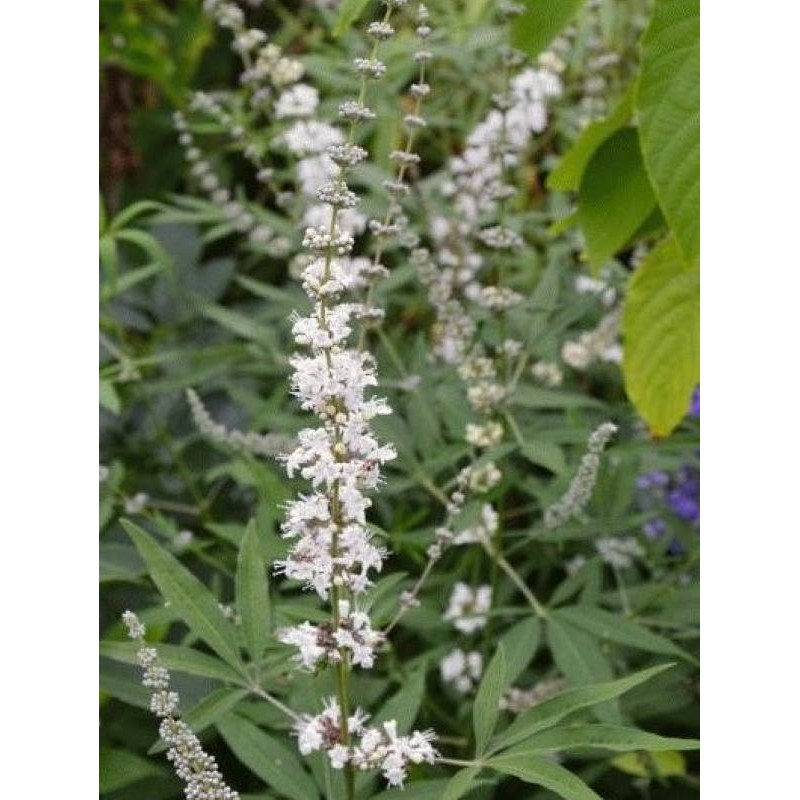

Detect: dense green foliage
[100, 1, 700, 798]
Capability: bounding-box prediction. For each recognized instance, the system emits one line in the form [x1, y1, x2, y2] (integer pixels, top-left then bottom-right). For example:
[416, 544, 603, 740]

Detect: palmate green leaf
[474, 645, 506, 755]
[548, 85, 636, 192]
[487, 752, 602, 800]
[123, 520, 243, 671]
[509, 723, 700, 754]
[549, 558, 601, 607]
[99, 640, 244, 684]
[512, 0, 588, 60]
[576, 128, 657, 270]
[490, 664, 672, 753]
[99, 747, 168, 794]
[622, 235, 699, 437]
[555, 605, 695, 662]
[441, 766, 481, 800]
[217, 714, 319, 800]
[236, 519, 270, 662]
[333, 0, 371, 37]
[636, 0, 700, 263]
[499, 617, 541, 686]
[520, 441, 568, 475]
[546, 615, 619, 723]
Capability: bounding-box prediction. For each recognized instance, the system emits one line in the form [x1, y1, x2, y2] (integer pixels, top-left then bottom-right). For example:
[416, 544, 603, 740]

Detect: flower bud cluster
[295, 698, 436, 788]
[186, 388, 294, 458]
[544, 421, 618, 528]
[121, 612, 240, 800]
[501, 677, 568, 713]
[368, 4, 433, 254]
[173, 111, 280, 249]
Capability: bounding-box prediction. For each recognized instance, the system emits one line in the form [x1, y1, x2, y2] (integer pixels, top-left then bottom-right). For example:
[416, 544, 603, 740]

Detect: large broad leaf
[490, 664, 672, 753]
[512, 0, 588, 59]
[548, 85, 636, 191]
[612, 750, 687, 778]
[217, 714, 319, 800]
[236, 519, 270, 662]
[556, 605, 694, 662]
[487, 753, 602, 800]
[637, 0, 700, 263]
[123, 520, 242, 670]
[622, 236, 699, 437]
[576, 128, 657, 269]
[474, 645, 507, 755]
[509, 723, 700, 753]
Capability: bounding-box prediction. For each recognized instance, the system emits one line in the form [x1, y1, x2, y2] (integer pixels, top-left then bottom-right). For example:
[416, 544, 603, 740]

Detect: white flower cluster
[295, 698, 436, 788]
[531, 360, 564, 387]
[544, 421, 618, 528]
[575, 273, 617, 307]
[443, 582, 492, 633]
[278, 599, 384, 669]
[562, 309, 623, 370]
[439, 648, 483, 694]
[596, 536, 645, 569]
[122, 612, 240, 800]
[459, 462, 502, 494]
[443, 64, 562, 224]
[186, 388, 294, 458]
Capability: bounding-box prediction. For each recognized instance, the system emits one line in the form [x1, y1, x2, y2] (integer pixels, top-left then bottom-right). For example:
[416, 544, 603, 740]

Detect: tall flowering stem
[274, 1, 437, 794]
